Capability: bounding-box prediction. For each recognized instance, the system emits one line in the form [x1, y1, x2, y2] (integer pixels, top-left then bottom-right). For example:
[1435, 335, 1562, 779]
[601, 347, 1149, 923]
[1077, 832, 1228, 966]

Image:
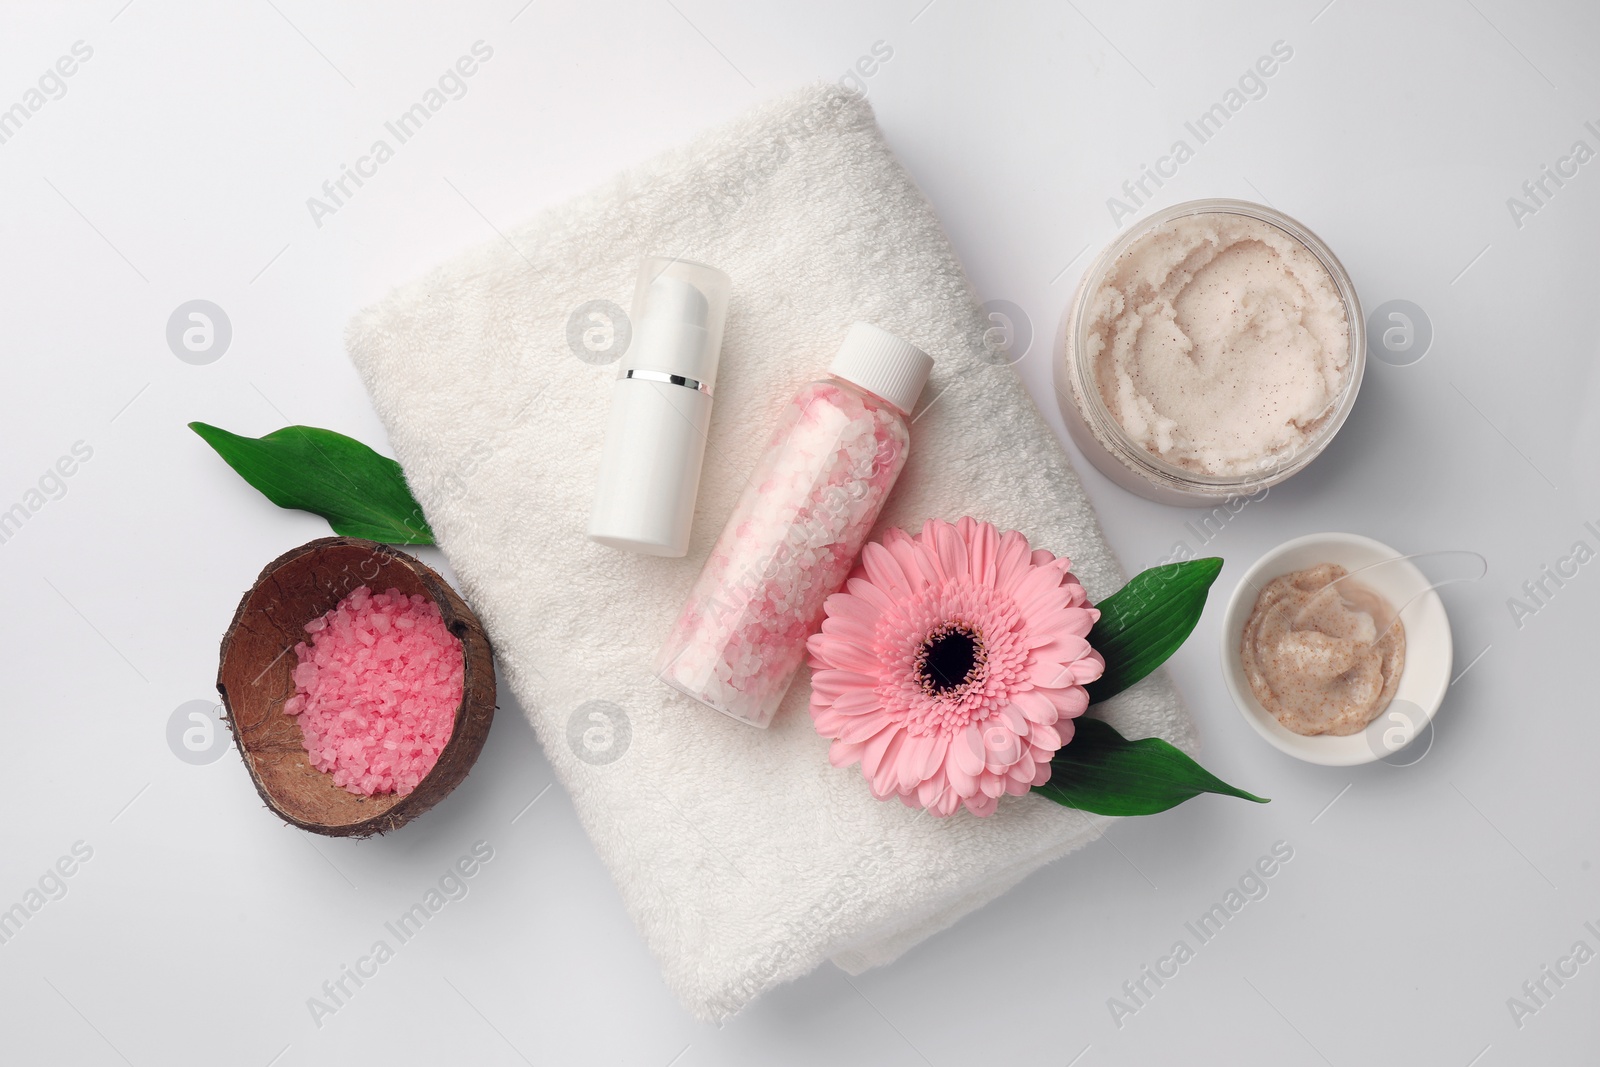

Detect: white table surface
[4, 1, 1597, 1063]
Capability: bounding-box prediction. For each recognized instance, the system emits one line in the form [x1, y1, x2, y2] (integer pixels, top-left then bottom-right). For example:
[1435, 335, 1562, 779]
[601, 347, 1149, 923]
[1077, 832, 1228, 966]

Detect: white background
[3, 0, 1597, 1064]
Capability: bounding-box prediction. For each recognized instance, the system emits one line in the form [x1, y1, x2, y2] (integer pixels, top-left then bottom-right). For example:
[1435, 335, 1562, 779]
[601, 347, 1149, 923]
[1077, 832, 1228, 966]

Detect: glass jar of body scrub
[1054, 199, 1365, 506]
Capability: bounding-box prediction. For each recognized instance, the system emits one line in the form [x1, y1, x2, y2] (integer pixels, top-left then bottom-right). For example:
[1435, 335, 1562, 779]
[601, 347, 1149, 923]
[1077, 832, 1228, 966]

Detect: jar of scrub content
[1054, 199, 1364, 505]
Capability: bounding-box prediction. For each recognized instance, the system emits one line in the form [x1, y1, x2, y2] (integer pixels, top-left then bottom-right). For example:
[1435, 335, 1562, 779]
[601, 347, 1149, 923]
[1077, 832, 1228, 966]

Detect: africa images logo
[305, 42, 494, 228]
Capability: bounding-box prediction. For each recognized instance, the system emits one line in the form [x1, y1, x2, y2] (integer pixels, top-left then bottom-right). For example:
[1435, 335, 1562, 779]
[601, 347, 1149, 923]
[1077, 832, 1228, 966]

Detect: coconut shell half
[217, 537, 495, 837]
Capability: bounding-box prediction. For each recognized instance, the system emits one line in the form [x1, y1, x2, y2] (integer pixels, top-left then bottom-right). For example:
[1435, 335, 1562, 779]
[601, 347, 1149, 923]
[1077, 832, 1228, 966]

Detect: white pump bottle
[588, 256, 731, 557]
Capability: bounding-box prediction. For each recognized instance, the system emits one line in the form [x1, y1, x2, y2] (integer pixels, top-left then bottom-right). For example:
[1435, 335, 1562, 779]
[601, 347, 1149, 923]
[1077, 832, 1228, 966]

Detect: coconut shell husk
[217, 537, 495, 837]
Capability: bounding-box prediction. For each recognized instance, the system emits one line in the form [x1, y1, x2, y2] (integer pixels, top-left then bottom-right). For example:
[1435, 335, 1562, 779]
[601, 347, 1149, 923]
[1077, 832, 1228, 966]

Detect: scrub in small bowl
[1219, 533, 1453, 767]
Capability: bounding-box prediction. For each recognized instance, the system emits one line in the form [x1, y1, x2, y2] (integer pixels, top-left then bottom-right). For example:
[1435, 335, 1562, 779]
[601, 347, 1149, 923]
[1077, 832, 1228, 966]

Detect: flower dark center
[917, 622, 985, 696]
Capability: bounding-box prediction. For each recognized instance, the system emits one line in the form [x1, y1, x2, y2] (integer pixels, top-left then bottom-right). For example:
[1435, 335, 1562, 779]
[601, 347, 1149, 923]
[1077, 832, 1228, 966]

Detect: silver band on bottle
[625, 368, 713, 396]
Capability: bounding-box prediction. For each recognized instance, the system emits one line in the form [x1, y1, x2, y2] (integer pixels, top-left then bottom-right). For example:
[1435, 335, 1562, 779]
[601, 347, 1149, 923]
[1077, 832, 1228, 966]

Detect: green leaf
[189, 422, 434, 544]
[1038, 717, 1268, 816]
[1085, 556, 1223, 704]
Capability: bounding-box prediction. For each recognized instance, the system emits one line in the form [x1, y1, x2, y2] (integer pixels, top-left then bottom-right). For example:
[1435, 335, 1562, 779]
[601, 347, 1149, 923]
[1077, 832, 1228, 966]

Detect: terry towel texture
[346, 82, 1196, 1021]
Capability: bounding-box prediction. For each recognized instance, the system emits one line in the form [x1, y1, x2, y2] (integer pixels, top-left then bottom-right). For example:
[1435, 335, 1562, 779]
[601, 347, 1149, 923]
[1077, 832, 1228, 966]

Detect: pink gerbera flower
[806, 517, 1104, 817]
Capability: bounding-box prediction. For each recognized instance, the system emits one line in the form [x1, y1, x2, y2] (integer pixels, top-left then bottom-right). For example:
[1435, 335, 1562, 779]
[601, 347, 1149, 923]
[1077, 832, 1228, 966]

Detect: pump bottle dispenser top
[588, 256, 731, 557]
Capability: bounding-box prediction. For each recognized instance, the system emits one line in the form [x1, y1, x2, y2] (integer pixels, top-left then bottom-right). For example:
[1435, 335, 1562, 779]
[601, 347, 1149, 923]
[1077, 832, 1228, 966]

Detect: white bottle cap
[827, 323, 933, 415]
[626, 256, 731, 387]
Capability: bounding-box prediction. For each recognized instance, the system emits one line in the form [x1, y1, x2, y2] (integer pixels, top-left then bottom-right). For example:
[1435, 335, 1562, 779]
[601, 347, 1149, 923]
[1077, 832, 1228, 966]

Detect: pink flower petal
[1055, 717, 1077, 747]
[1011, 561, 1066, 614]
[966, 519, 998, 588]
[1071, 651, 1107, 685]
[1008, 751, 1037, 783]
[945, 752, 978, 797]
[827, 688, 885, 715]
[1028, 657, 1079, 689]
[819, 611, 877, 648]
[952, 724, 986, 776]
[870, 730, 909, 797]
[809, 669, 880, 699]
[829, 739, 867, 768]
[994, 530, 1035, 594]
[1059, 579, 1089, 607]
[824, 587, 880, 623]
[884, 533, 937, 593]
[1016, 583, 1077, 624]
[1025, 621, 1095, 653]
[900, 734, 937, 791]
[1029, 720, 1062, 752]
[860, 541, 913, 601]
[995, 702, 1031, 738]
[1053, 687, 1090, 720]
[844, 575, 900, 619]
[860, 722, 903, 777]
[1010, 689, 1060, 726]
[930, 520, 968, 584]
[809, 633, 881, 674]
[869, 774, 900, 802]
[907, 732, 949, 780]
[838, 711, 895, 744]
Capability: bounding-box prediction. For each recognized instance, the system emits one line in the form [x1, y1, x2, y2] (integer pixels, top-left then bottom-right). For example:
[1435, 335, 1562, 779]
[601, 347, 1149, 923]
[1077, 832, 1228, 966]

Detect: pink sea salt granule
[283, 585, 464, 797]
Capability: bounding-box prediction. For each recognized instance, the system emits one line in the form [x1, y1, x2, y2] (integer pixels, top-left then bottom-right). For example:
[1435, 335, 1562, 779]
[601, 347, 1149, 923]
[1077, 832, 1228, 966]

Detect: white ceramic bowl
[1219, 532, 1453, 766]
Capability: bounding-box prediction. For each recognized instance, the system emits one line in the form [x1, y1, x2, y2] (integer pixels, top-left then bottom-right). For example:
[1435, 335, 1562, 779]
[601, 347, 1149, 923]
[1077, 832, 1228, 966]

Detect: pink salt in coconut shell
[283, 585, 464, 796]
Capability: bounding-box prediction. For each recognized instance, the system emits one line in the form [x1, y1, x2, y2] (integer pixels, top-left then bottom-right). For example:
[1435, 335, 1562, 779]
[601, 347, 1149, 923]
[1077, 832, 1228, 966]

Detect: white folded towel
[346, 82, 1195, 1021]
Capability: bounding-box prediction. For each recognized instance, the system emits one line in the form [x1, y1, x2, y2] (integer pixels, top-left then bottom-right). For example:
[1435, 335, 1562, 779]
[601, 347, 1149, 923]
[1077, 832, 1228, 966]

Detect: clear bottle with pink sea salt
[655, 323, 934, 728]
